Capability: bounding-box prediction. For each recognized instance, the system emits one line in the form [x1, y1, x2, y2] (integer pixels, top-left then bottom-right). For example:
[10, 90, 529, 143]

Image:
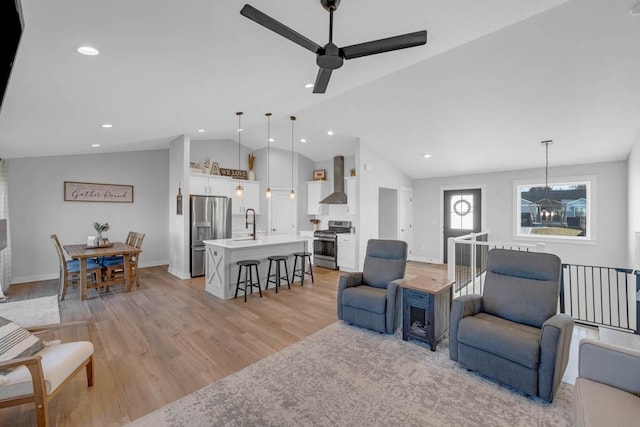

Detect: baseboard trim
[409, 256, 443, 264]
[12, 260, 170, 285]
[168, 267, 191, 280]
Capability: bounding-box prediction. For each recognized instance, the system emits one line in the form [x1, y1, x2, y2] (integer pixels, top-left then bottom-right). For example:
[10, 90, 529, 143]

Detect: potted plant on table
[93, 222, 110, 246]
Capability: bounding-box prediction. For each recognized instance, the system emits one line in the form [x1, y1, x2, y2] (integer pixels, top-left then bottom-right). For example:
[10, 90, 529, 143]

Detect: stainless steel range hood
[319, 155, 347, 204]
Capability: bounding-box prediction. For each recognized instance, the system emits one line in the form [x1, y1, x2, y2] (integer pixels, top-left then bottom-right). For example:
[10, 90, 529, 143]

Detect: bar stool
[235, 260, 262, 302]
[265, 255, 291, 293]
[292, 252, 314, 286]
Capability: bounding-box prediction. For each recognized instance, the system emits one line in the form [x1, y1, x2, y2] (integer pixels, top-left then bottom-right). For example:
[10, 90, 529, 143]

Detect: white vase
[248, 170, 255, 181]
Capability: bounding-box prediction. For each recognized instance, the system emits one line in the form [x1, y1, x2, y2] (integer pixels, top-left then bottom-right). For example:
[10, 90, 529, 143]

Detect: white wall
[308, 155, 357, 231]
[8, 149, 170, 284]
[168, 135, 190, 279]
[357, 139, 412, 269]
[413, 160, 628, 267]
[190, 139, 251, 174]
[379, 188, 398, 239]
[627, 133, 640, 268]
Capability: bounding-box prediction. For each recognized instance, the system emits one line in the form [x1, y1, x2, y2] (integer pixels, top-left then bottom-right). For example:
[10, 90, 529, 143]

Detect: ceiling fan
[240, 0, 427, 94]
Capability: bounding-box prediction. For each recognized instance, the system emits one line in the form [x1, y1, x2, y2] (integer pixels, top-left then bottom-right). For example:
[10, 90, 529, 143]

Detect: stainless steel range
[313, 220, 352, 270]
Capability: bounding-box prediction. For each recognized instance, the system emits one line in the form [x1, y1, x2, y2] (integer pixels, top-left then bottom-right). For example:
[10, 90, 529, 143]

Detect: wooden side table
[400, 275, 454, 351]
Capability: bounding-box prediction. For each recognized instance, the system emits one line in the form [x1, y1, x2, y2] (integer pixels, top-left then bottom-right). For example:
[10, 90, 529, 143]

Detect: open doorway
[378, 188, 398, 239]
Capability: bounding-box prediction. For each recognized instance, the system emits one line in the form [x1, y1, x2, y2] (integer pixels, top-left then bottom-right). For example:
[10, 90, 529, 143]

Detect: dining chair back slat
[50, 234, 102, 300]
[101, 231, 145, 291]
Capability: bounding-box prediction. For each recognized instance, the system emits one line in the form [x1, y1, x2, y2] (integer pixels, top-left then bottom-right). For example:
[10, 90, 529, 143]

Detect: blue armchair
[337, 239, 408, 334]
[449, 249, 574, 402]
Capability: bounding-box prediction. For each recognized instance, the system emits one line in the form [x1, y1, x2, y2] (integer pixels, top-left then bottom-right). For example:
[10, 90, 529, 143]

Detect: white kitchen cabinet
[337, 234, 357, 272]
[345, 176, 356, 215]
[190, 174, 232, 197]
[299, 230, 315, 264]
[230, 181, 260, 215]
[307, 180, 329, 215]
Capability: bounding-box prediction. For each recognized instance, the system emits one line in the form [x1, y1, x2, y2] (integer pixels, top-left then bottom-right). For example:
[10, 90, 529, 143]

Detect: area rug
[0, 295, 60, 327]
[128, 322, 573, 426]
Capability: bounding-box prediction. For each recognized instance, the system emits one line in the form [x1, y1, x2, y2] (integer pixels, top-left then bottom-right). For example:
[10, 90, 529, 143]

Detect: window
[514, 178, 593, 241]
[449, 194, 475, 230]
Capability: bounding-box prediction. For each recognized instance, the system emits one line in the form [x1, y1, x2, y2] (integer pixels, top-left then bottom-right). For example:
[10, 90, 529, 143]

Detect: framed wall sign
[220, 168, 247, 180]
[64, 181, 134, 203]
[313, 169, 326, 180]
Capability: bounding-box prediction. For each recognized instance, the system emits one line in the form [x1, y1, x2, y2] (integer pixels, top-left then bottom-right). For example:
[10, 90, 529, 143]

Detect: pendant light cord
[541, 139, 552, 189]
[290, 116, 296, 193]
[266, 113, 271, 189]
[236, 112, 243, 192]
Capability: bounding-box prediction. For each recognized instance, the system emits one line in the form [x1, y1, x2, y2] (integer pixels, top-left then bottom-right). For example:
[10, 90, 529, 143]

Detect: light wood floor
[0, 261, 444, 426]
[0, 261, 593, 426]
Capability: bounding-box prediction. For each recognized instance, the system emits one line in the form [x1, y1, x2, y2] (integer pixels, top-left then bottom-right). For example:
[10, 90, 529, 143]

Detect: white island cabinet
[203, 235, 308, 299]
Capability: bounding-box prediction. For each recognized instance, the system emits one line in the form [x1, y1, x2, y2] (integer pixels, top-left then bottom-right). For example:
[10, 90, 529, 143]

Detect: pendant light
[235, 112, 244, 197]
[265, 112, 272, 199]
[537, 139, 557, 222]
[290, 115, 296, 200]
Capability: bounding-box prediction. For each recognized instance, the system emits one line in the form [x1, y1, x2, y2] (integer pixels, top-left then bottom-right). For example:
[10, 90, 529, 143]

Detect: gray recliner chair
[337, 239, 408, 334]
[449, 249, 574, 402]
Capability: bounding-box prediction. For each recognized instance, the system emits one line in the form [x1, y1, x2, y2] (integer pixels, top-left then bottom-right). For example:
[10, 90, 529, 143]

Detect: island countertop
[204, 235, 309, 249]
[202, 236, 309, 299]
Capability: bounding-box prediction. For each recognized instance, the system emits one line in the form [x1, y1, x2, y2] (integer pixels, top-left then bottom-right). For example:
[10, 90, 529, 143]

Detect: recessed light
[300, 138, 306, 143]
[304, 83, 314, 88]
[101, 123, 113, 128]
[423, 154, 432, 158]
[198, 129, 205, 133]
[91, 144, 100, 147]
[269, 138, 274, 142]
[327, 130, 334, 136]
[77, 46, 99, 56]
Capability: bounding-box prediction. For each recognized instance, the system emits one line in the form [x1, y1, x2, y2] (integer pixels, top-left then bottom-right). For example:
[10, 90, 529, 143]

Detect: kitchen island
[203, 235, 309, 299]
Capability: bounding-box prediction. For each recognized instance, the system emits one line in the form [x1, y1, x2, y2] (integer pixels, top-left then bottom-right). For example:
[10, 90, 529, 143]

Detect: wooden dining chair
[101, 232, 145, 291]
[50, 234, 103, 301]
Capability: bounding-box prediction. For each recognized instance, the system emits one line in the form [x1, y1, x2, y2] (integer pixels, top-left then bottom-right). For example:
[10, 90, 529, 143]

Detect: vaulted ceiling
[1, 0, 639, 178]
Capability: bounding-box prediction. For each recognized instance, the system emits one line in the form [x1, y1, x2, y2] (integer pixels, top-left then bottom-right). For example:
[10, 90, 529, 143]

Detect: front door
[443, 189, 481, 264]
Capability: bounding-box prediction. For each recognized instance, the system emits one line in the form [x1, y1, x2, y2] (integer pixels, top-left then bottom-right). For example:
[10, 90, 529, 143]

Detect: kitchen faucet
[245, 208, 256, 240]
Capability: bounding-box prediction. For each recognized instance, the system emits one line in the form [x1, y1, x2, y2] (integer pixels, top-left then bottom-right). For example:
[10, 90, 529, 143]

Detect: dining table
[63, 241, 141, 300]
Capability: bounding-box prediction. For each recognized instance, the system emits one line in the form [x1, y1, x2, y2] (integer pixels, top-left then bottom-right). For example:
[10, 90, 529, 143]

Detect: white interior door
[399, 187, 413, 259]
[269, 190, 296, 235]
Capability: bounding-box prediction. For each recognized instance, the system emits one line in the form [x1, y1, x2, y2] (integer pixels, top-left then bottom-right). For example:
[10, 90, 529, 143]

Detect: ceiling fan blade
[240, 4, 323, 54]
[341, 30, 427, 60]
[313, 68, 333, 94]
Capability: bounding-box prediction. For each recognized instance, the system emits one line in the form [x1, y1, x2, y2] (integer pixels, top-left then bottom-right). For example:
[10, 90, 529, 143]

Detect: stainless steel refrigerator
[190, 195, 232, 277]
